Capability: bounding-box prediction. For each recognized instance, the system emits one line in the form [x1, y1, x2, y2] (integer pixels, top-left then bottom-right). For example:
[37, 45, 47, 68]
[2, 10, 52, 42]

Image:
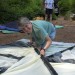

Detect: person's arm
[40, 36, 52, 55]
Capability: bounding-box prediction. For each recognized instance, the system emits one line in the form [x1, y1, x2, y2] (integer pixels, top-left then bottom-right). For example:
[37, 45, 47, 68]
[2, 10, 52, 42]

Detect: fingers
[40, 49, 45, 55]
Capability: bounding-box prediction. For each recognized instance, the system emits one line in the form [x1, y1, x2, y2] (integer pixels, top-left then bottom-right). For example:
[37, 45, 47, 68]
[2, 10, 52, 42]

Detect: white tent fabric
[13, 39, 75, 56]
[61, 49, 75, 60]
[0, 47, 32, 57]
[17, 39, 75, 56]
[51, 63, 75, 75]
[1, 47, 75, 75]
[1, 47, 51, 75]
[45, 41, 75, 56]
[0, 56, 18, 67]
[0, 39, 75, 75]
[0, 47, 36, 68]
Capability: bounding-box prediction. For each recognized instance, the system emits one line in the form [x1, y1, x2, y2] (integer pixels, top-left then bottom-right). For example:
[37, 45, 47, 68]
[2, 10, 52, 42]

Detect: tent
[0, 21, 20, 32]
[0, 39, 75, 75]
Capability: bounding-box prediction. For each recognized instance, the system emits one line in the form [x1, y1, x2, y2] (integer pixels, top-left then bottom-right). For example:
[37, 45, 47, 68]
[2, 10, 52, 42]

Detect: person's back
[31, 20, 56, 43]
[32, 20, 55, 34]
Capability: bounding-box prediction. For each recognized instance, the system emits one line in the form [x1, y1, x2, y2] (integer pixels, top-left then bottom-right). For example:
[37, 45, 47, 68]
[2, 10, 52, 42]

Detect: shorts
[45, 8, 53, 15]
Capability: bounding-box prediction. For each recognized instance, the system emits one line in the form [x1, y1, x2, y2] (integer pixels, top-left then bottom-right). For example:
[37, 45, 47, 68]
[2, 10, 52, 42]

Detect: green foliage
[0, 0, 30, 23]
[25, 0, 44, 19]
[0, 0, 44, 23]
[58, 0, 75, 15]
[0, 0, 75, 23]
[71, 0, 75, 13]
[52, 12, 57, 20]
[64, 11, 72, 20]
[58, 0, 71, 15]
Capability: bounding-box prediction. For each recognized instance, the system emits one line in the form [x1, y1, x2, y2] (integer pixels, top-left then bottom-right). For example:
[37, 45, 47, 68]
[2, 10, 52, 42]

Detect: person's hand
[40, 49, 45, 55]
[27, 42, 36, 48]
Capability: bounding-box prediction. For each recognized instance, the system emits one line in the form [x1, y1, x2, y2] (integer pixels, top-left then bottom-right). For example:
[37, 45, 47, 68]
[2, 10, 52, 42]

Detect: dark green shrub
[0, 0, 44, 24]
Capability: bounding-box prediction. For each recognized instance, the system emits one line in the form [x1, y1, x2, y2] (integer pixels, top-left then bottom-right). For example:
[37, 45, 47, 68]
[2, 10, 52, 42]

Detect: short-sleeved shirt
[31, 20, 55, 47]
[45, 0, 54, 9]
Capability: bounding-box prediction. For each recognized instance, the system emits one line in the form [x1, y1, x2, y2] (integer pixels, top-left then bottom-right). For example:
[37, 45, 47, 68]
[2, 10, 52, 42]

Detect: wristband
[43, 48, 46, 51]
[40, 48, 46, 51]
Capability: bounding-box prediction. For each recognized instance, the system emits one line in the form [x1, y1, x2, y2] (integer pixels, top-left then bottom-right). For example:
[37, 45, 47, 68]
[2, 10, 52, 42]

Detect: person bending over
[18, 17, 56, 55]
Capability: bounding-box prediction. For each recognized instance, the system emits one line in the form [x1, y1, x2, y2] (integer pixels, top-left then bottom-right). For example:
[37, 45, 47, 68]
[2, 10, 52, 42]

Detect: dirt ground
[0, 17, 75, 45]
[54, 17, 75, 43]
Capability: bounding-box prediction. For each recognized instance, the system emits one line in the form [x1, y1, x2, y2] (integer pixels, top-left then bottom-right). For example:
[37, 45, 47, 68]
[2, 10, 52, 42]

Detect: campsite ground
[53, 17, 75, 43]
[0, 17, 75, 45]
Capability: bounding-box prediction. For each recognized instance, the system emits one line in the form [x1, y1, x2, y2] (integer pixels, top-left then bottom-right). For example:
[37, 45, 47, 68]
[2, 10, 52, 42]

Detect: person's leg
[49, 9, 53, 22]
[45, 14, 48, 21]
[45, 8, 49, 21]
[49, 14, 52, 22]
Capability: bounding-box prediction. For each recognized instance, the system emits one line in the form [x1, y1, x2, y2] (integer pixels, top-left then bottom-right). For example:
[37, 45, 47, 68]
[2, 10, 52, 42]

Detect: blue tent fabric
[4, 21, 18, 29]
[0, 21, 20, 32]
[0, 25, 6, 30]
[5, 27, 19, 32]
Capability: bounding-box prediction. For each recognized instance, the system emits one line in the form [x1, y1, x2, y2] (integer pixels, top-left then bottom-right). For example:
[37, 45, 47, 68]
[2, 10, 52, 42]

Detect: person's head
[18, 17, 32, 34]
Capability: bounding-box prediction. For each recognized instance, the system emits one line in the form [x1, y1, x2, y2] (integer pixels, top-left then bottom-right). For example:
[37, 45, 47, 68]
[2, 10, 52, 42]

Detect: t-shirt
[45, 0, 54, 9]
[31, 20, 55, 47]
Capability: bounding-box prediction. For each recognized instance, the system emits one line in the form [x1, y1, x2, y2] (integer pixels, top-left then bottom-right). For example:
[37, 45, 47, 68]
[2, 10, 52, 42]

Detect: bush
[58, 0, 75, 16]
[0, 0, 44, 24]
[64, 11, 72, 20]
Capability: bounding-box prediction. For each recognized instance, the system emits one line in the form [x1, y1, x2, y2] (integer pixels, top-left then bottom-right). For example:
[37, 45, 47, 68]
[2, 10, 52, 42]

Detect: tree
[0, 0, 43, 23]
[58, 0, 75, 15]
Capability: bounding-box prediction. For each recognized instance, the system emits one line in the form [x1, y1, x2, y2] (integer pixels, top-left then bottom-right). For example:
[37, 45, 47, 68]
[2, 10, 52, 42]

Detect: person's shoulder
[32, 20, 44, 22]
[32, 20, 53, 25]
[31, 20, 46, 23]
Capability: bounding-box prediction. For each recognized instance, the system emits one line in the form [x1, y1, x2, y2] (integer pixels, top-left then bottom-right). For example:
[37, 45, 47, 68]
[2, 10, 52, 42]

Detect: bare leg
[45, 14, 47, 21]
[49, 14, 52, 22]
